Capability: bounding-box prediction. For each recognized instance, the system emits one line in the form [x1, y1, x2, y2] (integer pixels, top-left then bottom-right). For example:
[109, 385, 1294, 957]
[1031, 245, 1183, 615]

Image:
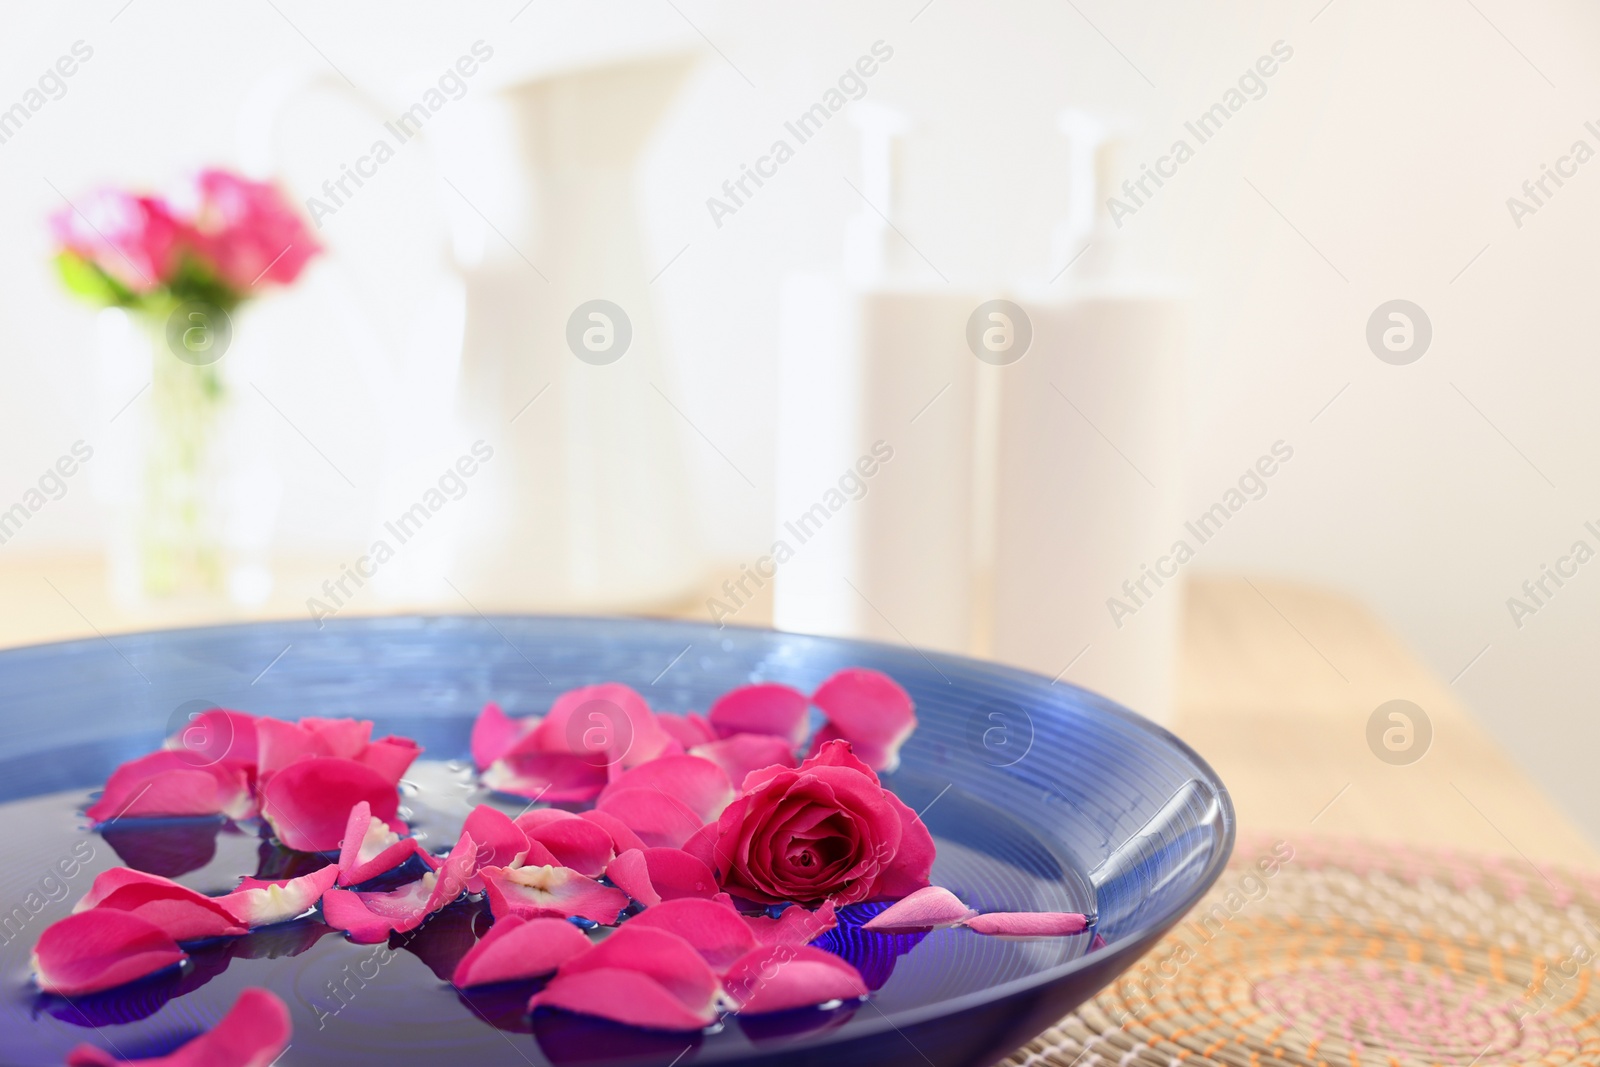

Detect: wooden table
[2, 556, 1591, 867]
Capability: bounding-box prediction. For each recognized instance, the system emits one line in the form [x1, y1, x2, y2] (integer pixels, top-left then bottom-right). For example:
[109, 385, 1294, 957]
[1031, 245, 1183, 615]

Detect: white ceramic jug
[242, 51, 706, 612]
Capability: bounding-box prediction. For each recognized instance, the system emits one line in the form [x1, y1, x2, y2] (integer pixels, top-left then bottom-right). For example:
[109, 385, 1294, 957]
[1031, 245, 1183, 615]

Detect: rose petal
[961, 912, 1090, 936]
[85, 751, 254, 824]
[518, 683, 676, 777]
[260, 757, 400, 852]
[872, 787, 937, 900]
[522, 817, 614, 877]
[461, 805, 533, 891]
[451, 915, 591, 988]
[74, 869, 246, 942]
[511, 808, 580, 829]
[337, 800, 432, 886]
[709, 683, 810, 746]
[33, 910, 186, 995]
[164, 708, 260, 772]
[604, 849, 658, 907]
[358, 736, 422, 785]
[254, 717, 328, 777]
[598, 755, 734, 826]
[479, 865, 628, 925]
[483, 752, 608, 804]
[861, 886, 976, 932]
[628, 897, 757, 973]
[594, 788, 707, 850]
[73, 868, 189, 912]
[530, 925, 721, 1030]
[743, 900, 838, 946]
[690, 734, 799, 788]
[579, 809, 648, 855]
[529, 967, 716, 1032]
[219, 864, 340, 927]
[607, 847, 720, 910]
[656, 712, 716, 749]
[65, 986, 291, 1067]
[471, 702, 527, 770]
[299, 716, 373, 758]
[808, 668, 916, 772]
[320, 833, 478, 944]
[723, 944, 868, 1014]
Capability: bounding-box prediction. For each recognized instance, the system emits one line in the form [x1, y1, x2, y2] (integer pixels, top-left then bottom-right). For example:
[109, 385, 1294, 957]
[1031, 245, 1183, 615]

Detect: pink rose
[49, 189, 181, 294]
[686, 739, 934, 907]
[170, 169, 320, 291]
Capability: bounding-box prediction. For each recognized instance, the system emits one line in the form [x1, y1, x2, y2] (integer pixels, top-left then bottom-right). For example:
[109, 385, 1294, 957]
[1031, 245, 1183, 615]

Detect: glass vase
[97, 306, 277, 609]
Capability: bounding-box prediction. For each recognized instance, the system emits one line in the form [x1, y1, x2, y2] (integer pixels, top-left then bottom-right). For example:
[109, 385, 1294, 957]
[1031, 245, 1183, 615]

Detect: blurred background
[4, 1, 1599, 850]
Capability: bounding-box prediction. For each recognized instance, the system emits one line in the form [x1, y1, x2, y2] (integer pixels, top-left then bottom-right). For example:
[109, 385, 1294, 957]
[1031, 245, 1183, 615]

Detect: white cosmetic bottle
[773, 104, 981, 654]
[989, 112, 1189, 722]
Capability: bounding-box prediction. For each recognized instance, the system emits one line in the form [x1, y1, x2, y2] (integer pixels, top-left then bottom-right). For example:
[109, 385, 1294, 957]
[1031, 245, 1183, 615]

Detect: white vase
[242, 53, 706, 612]
[442, 54, 706, 610]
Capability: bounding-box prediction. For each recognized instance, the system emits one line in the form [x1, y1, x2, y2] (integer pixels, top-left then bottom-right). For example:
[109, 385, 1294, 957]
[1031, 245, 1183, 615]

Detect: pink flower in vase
[170, 169, 321, 294]
[49, 189, 182, 295]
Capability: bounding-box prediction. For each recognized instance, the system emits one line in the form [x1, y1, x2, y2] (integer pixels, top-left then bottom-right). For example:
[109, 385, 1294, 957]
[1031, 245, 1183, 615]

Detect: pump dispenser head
[843, 101, 911, 285]
[1052, 109, 1129, 283]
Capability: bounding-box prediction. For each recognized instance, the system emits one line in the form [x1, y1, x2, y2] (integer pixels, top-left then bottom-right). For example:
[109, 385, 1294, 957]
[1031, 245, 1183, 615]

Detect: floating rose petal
[656, 712, 715, 749]
[520, 683, 675, 773]
[298, 717, 371, 758]
[320, 833, 478, 944]
[73, 869, 245, 942]
[743, 900, 838, 946]
[599, 756, 733, 824]
[256, 717, 420, 787]
[85, 751, 254, 825]
[807, 668, 917, 773]
[628, 897, 756, 973]
[709, 683, 810, 747]
[529, 926, 722, 1032]
[483, 751, 608, 804]
[451, 915, 591, 989]
[219, 864, 340, 927]
[460, 805, 533, 891]
[358, 736, 421, 784]
[164, 709, 259, 772]
[65, 986, 291, 1067]
[595, 755, 733, 849]
[471, 702, 528, 770]
[34, 910, 186, 996]
[723, 944, 868, 1015]
[336, 800, 432, 886]
[594, 789, 705, 850]
[479, 865, 628, 926]
[486, 684, 681, 802]
[961, 912, 1090, 937]
[606, 848, 719, 908]
[256, 716, 360, 776]
[861, 886, 977, 932]
[578, 809, 647, 855]
[690, 734, 799, 789]
[522, 817, 613, 877]
[604, 849, 656, 907]
[512, 808, 583, 831]
[260, 757, 400, 852]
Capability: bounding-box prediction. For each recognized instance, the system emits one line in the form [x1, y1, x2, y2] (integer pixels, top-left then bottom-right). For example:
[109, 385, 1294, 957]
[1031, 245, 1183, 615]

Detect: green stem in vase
[139, 310, 227, 597]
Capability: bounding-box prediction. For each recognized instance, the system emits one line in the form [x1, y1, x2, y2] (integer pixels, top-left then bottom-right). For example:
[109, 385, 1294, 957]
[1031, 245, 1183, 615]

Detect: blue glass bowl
[0, 615, 1232, 1067]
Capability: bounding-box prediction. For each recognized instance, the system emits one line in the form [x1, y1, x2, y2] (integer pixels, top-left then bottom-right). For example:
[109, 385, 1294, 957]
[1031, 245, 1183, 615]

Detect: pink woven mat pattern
[1000, 834, 1600, 1067]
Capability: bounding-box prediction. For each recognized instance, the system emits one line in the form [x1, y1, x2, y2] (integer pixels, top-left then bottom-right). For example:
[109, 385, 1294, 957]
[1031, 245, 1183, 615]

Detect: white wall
[3, 1, 1599, 839]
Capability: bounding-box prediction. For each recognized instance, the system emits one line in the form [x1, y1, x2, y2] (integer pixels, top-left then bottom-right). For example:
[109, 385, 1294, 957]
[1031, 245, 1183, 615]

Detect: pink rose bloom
[171, 169, 320, 292]
[686, 739, 935, 907]
[49, 189, 181, 294]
